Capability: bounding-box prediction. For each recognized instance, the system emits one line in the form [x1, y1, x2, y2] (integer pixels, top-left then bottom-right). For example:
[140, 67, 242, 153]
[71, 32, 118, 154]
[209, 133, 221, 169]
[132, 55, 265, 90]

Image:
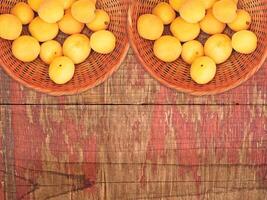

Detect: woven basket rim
[0, 0, 130, 96]
[127, 2, 267, 96]
[0, 42, 129, 96]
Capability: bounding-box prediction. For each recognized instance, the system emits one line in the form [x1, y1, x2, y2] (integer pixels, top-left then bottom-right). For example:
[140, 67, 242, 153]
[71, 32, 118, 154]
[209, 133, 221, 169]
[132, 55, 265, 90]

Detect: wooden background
[0, 48, 267, 199]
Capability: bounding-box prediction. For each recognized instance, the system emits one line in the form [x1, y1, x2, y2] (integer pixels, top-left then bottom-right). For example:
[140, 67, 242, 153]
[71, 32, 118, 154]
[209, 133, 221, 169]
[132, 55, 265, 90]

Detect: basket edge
[0, 43, 130, 96]
[127, 2, 267, 96]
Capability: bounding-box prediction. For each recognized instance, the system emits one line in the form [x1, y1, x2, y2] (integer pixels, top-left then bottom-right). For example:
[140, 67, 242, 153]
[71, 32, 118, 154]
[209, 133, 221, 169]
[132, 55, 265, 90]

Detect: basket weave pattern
[128, 0, 267, 95]
[0, 0, 129, 96]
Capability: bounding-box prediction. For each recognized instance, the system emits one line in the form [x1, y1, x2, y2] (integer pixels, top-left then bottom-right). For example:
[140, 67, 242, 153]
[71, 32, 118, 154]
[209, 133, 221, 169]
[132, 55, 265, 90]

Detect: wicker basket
[128, 0, 267, 96]
[0, 0, 129, 96]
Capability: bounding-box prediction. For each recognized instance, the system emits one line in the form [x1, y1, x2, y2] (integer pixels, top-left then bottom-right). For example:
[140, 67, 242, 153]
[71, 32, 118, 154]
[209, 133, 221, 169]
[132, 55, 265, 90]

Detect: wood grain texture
[0, 18, 266, 200]
[0, 105, 266, 199]
[0, 49, 266, 105]
[0, 107, 6, 200]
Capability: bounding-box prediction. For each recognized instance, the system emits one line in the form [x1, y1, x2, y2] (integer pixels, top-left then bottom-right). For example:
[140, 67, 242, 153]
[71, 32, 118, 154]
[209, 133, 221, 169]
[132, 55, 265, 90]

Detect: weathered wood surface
[0, 49, 267, 105]
[0, 105, 267, 199]
[0, 48, 267, 200]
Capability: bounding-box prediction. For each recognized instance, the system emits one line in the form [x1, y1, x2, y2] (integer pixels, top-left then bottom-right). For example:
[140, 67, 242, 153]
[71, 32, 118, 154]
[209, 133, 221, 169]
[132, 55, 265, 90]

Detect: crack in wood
[130, 187, 267, 200]
[2, 108, 16, 200]
[0, 169, 95, 200]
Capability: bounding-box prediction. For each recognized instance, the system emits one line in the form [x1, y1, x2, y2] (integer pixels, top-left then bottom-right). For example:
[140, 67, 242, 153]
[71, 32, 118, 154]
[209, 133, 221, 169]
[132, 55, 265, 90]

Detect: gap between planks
[0, 103, 267, 106]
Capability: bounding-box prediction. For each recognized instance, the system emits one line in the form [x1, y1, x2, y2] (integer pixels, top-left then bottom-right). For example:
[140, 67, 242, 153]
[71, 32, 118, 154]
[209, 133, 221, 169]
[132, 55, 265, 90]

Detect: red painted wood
[0, 28, 266, 200]
[1, 105, 266, 199]
[0, 50, 266, 105]
[0, 117, 4, 200]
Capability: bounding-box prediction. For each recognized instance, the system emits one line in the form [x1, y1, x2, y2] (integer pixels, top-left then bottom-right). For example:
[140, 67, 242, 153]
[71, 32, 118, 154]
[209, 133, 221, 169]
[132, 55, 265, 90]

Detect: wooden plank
[1, 104, 16, 200]
[0, 49, 267, 105]
[1, 105, 266, 199]
[0, 107, 5, 200]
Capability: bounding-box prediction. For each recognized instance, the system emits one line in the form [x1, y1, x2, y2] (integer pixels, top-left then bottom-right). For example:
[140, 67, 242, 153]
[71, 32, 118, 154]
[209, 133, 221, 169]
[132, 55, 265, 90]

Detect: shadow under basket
[128, 0, 267, 96]
[0, 0, 129, 96]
